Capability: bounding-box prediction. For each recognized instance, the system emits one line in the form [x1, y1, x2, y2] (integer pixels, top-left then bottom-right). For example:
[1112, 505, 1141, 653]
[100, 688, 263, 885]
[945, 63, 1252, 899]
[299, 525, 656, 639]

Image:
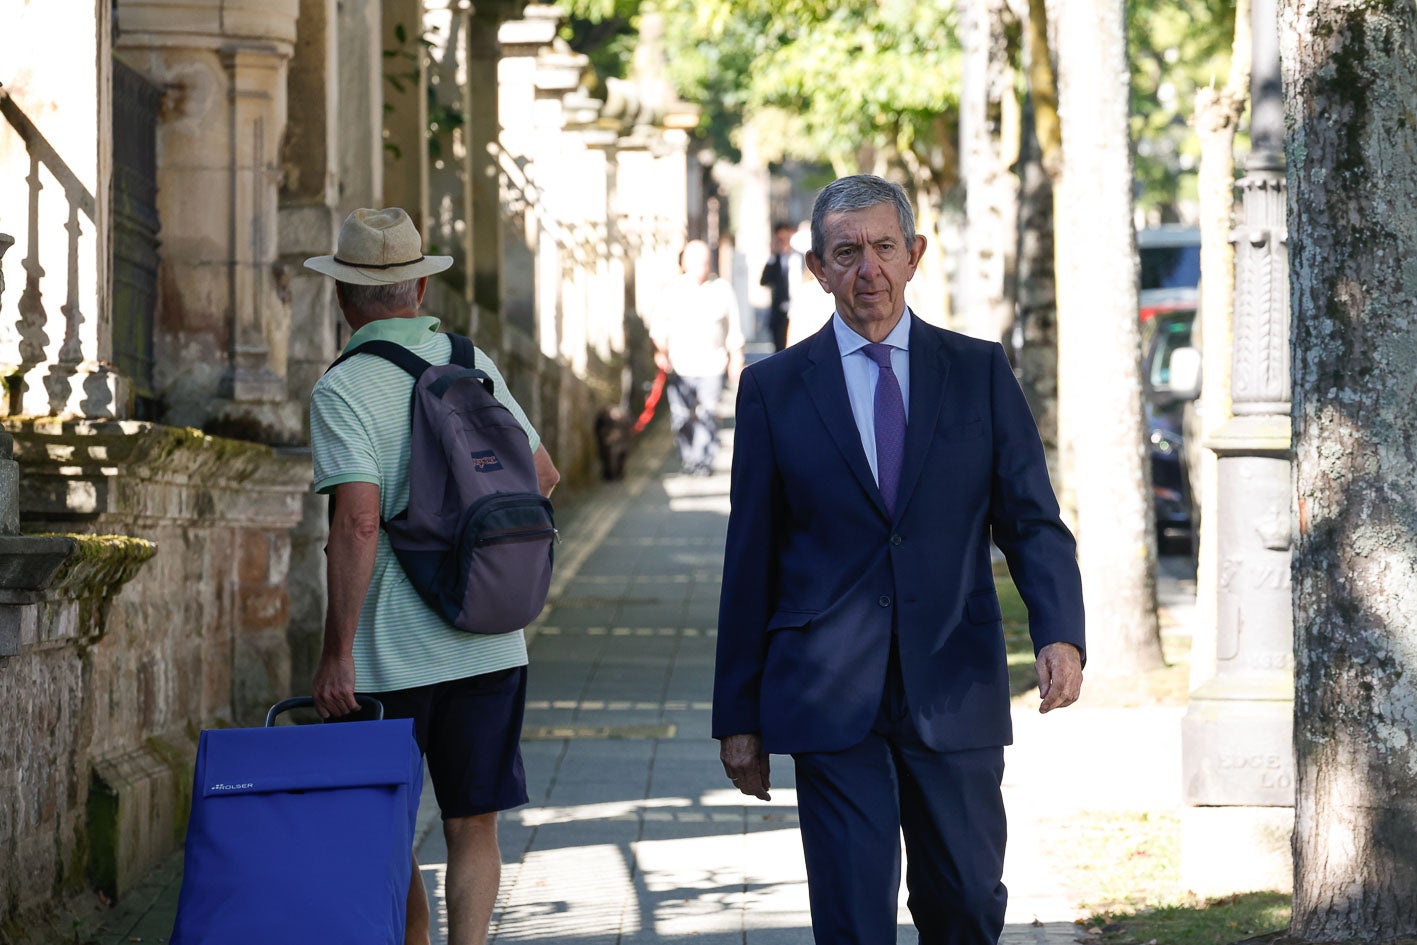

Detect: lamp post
[1180, 0, 1294, 895]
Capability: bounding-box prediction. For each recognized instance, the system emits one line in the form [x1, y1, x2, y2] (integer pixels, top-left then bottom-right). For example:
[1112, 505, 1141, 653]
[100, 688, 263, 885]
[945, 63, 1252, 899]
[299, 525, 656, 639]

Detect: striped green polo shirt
[309, 315, 541, 692]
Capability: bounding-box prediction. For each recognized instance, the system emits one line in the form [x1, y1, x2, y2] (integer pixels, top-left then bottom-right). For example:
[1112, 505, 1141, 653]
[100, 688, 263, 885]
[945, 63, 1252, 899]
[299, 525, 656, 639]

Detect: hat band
[332, 254, 426, 270]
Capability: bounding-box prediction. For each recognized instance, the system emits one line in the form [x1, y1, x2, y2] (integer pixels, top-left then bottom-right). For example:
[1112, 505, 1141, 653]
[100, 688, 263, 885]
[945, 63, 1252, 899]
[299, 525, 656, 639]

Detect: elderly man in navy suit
[713, 175, 1086, 945]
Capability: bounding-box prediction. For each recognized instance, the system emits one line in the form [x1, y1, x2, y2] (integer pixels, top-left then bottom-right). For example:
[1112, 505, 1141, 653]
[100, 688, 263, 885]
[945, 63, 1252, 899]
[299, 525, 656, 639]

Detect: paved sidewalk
[411, 419, 1184, 945]
[84, 416, 1185, 944]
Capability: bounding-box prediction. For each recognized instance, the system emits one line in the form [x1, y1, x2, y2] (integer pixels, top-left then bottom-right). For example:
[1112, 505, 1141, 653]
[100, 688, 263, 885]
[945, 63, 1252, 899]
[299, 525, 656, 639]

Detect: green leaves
[662, 0, 961, 173]
[1128, 0, 1238, 216]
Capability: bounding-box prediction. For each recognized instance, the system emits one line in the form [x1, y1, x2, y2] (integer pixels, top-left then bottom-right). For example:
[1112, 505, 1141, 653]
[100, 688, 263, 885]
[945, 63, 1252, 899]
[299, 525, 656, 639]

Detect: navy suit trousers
[792, 646, 1008, 945]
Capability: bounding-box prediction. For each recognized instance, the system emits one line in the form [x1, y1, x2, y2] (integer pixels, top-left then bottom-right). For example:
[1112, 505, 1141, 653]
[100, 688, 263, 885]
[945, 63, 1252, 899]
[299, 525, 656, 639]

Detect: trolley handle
[264, 695, 385, 727]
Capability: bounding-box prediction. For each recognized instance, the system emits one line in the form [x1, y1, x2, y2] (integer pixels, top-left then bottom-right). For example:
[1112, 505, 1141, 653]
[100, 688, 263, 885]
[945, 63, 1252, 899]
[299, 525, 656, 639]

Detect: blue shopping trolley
[170, 697, 422, 945]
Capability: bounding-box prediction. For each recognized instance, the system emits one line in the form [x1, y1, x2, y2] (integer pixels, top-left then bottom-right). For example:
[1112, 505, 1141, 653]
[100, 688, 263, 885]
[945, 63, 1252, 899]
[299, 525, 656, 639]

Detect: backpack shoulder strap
[328, 339, 432, 379]
[446, 333, 478, 368]
[427, 333, 495, 397]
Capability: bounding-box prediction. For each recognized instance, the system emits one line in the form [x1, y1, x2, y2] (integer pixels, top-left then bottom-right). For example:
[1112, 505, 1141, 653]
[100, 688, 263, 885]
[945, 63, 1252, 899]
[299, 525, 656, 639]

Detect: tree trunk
[1052, 0, 1163, 674]
[1013, 96, 1059, 479]
[1187, 0, 1249, 692]
[958, 0, 1021, 345]
[1283, 0, 1417, 939]
[1022, 0, 1068, 516]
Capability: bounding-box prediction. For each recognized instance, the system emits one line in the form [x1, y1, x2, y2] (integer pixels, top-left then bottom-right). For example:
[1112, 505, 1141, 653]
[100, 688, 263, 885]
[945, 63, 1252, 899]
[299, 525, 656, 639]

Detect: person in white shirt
[651, 240, 745, 475]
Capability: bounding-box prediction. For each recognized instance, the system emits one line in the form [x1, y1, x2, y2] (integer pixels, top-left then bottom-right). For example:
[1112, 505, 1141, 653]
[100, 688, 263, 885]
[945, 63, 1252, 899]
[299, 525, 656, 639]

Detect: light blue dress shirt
[833, 309, 912, 484]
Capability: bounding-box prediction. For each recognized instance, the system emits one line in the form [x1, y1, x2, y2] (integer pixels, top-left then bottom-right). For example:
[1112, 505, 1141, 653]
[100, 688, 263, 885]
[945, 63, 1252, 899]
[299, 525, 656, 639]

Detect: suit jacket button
[878, 595, 891, 607]
[890, 534, 903, 546]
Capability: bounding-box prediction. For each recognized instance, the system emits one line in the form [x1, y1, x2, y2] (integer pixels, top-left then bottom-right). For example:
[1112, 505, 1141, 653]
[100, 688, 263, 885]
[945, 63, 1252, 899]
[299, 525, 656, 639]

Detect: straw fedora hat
[304, 208, 453, 286]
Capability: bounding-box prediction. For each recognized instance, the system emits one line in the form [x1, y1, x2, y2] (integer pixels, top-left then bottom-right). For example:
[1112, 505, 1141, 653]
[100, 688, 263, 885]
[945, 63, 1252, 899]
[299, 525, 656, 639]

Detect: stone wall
[0, 421, 308, 921]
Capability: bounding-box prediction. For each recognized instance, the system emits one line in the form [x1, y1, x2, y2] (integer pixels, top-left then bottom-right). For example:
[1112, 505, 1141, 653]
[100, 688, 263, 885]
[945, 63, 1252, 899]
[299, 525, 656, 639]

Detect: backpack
[328, 333, 556, 634]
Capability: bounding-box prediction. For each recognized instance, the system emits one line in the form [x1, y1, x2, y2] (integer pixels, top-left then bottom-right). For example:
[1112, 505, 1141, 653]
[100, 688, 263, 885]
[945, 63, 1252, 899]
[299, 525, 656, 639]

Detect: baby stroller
[170, 696, 422, 944]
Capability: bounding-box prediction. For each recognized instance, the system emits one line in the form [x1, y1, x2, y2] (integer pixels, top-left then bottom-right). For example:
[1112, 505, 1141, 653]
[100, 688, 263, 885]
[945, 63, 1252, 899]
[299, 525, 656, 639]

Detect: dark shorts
[354, 666, 530, 819]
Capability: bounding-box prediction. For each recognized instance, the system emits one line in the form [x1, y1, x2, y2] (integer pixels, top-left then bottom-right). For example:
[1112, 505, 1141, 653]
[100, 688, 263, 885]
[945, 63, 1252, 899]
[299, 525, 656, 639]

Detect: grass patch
[1086, 892, 1291, 945]
[1039, 809, 1290, 945]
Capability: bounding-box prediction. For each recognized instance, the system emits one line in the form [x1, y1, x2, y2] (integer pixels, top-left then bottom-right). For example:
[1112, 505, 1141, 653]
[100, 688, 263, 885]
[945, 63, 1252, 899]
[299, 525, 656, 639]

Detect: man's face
[772, 227, 794, 254]
[806, 203, 926, 341]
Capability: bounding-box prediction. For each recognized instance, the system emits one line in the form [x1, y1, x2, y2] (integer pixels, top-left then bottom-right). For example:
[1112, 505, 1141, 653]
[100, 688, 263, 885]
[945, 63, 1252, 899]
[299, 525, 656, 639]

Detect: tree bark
[1052, 0, 1163, 674]
[1014, 0, 1062, 490]
[1283, 0, 1417, 939]
[958, 0, 1021, 345]
[1013, 96, 1059, 478]
[1025, 0, 1062, 180]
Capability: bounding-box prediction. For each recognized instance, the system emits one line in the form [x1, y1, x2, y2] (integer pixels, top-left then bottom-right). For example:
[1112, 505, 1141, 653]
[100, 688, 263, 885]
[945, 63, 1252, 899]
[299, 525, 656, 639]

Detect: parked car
[1136, 225, 1202, 555]
[1142, 306, 1201, 554]
[1138, 224, 1201, 319]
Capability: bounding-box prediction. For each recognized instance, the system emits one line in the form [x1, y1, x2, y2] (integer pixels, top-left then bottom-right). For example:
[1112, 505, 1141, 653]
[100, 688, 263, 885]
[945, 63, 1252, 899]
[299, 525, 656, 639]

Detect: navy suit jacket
[712, 316, 1085, 755]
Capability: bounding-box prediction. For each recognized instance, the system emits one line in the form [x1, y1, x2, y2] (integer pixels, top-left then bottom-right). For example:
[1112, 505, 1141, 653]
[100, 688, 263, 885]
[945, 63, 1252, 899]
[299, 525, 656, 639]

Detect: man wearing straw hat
[305, 208, 559, 945]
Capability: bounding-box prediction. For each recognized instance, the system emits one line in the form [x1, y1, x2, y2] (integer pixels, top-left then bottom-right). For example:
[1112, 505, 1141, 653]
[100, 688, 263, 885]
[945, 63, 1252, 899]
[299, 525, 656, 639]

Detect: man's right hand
[719, 733, 771, 801]
[312, 652, 358, 719]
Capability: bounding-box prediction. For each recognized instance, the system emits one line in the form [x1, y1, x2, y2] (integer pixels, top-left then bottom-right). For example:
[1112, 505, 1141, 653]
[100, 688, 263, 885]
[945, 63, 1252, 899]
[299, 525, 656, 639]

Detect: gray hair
[810, 175, 916, 259]
[335, 278, 422, 317]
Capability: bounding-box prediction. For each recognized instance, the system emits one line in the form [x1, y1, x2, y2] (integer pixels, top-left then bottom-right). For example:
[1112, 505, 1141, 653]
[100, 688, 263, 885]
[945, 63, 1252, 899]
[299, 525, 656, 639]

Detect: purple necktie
[864, 343, 905, 516]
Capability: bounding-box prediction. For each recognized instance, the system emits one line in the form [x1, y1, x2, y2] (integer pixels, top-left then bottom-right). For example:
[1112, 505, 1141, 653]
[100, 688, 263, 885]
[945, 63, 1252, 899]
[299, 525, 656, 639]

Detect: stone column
[280, 0, 341, 407]
[424, 0, 470, 321]
[337, 0, 384, 217]
[382, 0, 431, 236]
[498, 6, 561, 344]
[527, 37, 592, 363]
[115, 0, 302, 442]
[279, 0, 342, 689]
[1180, 0, 1294, 896]
[467, 7, 511, 351]
[0, 2, 129, 419]
[735, 119, 771, 346]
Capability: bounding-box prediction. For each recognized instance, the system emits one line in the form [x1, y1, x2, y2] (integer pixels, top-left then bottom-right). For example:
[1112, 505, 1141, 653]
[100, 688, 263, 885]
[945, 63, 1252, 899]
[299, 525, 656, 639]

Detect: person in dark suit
[714, 175, 1085, 945]
[760, 222, 798, 351]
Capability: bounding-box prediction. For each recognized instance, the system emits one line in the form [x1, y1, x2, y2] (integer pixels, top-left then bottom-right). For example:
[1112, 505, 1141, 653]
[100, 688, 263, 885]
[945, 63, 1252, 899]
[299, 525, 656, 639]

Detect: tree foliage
[1127, 0, 1237, 220]
[555, 0, 961, 197]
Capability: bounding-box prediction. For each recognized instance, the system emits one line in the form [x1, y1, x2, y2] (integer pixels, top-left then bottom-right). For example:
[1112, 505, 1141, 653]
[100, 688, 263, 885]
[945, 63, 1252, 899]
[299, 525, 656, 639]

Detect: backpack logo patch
[470, 449, 503, 473]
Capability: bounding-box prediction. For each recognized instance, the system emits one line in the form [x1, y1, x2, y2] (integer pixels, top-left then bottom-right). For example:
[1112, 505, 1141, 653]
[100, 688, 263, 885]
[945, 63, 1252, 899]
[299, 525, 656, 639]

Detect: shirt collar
[833, 308, 913, 358]
[342, 314, 443, 354]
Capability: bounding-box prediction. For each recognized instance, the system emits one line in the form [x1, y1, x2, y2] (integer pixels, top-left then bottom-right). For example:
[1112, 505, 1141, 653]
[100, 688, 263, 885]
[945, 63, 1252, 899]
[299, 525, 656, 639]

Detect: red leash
[633, 368, 668, 434]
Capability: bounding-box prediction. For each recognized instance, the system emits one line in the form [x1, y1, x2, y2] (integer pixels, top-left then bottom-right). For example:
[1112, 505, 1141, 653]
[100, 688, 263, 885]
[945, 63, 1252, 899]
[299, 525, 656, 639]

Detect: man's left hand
[720, 733, 771, 801]
[1036, 642, 1083, 713]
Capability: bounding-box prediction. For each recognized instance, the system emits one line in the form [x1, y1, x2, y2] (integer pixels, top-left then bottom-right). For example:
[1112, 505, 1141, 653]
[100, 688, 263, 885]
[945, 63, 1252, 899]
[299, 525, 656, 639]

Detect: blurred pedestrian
[759, 221, 799, 351]
[714, 176, 1085, 945]
[651, 240, 745, 476]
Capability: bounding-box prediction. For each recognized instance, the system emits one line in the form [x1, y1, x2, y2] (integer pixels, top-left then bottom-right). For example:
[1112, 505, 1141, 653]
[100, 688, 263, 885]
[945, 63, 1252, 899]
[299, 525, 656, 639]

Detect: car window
[1140, 245, 1201, 291]
[1150, 318, 1194, 387]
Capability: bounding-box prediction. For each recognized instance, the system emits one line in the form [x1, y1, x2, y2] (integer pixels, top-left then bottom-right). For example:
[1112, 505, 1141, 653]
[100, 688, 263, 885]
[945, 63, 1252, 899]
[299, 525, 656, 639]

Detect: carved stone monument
[1180, 0, 1295, 894]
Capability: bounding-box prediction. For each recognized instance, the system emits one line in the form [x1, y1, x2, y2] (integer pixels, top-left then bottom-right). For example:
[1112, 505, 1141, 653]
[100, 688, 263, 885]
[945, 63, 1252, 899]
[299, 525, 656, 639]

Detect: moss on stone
[42, 534, 156, 599]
